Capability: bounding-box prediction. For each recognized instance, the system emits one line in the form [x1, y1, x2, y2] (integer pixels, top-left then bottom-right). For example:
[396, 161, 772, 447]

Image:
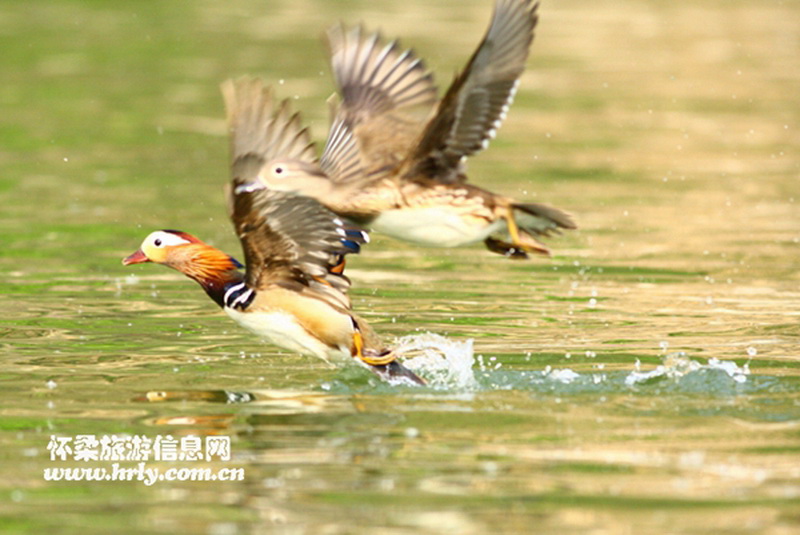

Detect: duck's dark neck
[170, 244, 246, 308]
[198, 272, 245, 308]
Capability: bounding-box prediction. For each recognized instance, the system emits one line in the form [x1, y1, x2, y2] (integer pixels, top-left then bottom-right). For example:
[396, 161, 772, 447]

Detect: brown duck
[232, 0, 575, 259]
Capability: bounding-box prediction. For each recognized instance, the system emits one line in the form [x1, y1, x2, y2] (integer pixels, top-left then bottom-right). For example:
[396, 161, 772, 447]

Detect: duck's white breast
[224, 307, 349, 362]
[371, 207, 504, 247]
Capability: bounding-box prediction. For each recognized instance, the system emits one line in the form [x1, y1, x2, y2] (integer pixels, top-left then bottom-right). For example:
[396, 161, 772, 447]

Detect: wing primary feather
[229, 186, 369, 308]
[401, 0, 540, 182]
[222, 76, 317, 167]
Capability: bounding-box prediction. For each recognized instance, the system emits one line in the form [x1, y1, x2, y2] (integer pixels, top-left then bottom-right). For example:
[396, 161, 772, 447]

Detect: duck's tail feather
[484, 201, 576, 259]
[513, 202, 577, 236]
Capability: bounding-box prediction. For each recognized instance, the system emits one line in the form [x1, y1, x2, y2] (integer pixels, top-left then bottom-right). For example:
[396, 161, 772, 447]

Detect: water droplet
[482, 461, 499, 475]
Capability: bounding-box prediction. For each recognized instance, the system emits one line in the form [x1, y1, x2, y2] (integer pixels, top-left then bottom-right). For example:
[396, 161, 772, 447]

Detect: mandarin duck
[236, 0, 575, 259]
[123, 81, 424, 385]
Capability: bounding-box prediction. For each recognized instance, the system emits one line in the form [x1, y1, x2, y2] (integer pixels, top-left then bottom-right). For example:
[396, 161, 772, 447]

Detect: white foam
[394, 333, 477, 390]
[625, 353, 750, 386]
[544, 367, 581, 384]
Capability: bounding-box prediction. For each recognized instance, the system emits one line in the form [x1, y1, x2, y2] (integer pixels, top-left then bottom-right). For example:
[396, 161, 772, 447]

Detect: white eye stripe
[148, 231, 191, 247]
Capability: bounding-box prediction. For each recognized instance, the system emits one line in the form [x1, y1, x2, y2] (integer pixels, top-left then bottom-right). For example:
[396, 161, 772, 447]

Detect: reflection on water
[1, 0, 799, 533]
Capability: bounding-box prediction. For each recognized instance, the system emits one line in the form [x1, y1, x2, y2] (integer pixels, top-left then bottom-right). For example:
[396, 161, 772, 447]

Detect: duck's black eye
[154, 239, 162, 247]
[274, 166, 284, 175]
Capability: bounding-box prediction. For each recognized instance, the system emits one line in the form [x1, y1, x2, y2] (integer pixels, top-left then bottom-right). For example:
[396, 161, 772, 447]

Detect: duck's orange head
[123, 230, 244, 307]
[123, 230, 202, 265]
[123, 229, 242, 275]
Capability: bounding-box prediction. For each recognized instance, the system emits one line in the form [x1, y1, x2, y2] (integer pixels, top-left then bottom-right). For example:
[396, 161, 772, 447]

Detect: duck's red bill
[122, 249, 149, 265]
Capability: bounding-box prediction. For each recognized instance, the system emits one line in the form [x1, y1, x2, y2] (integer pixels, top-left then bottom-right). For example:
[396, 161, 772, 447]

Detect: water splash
[473, 353, 756, 395]
[625, 352, 750, 386]
[543, 367, 581, 384]
[383, 335, 757, 394]
[394, 333, 477, 390]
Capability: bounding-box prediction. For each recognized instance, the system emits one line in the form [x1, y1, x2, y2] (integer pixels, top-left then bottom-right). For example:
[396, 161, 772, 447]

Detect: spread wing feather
[321, 24, 438, 183]
[318, 103, 365, 184]
[224, 76, 364, 186]
[229, 179, 367, 308]
[327, 23, 438, 121]
[222, 76, 317, 168]
[402, 0, 539, 182]
[223, 78, 368, 308]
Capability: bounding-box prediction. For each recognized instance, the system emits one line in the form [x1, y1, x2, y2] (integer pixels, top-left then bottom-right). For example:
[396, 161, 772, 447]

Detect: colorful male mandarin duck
[123, 81, 424, 385]
[241, 0, 575, 259]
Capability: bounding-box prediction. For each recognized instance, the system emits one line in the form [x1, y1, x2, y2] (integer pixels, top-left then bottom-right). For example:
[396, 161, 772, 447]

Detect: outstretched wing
[224, 75, 365, 187]
[318, 104, 365, 185]
[221, 76, 317, 176]
[223, 77, 367, 306]
[229, 178, 367, 308]
[327, 23, 438, 122]
[321, 24, 438, 180]
[402, 0, 539, 183]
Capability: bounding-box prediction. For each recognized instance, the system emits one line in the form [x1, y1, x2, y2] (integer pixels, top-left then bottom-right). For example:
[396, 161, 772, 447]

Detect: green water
[2, 0, 799, 533]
